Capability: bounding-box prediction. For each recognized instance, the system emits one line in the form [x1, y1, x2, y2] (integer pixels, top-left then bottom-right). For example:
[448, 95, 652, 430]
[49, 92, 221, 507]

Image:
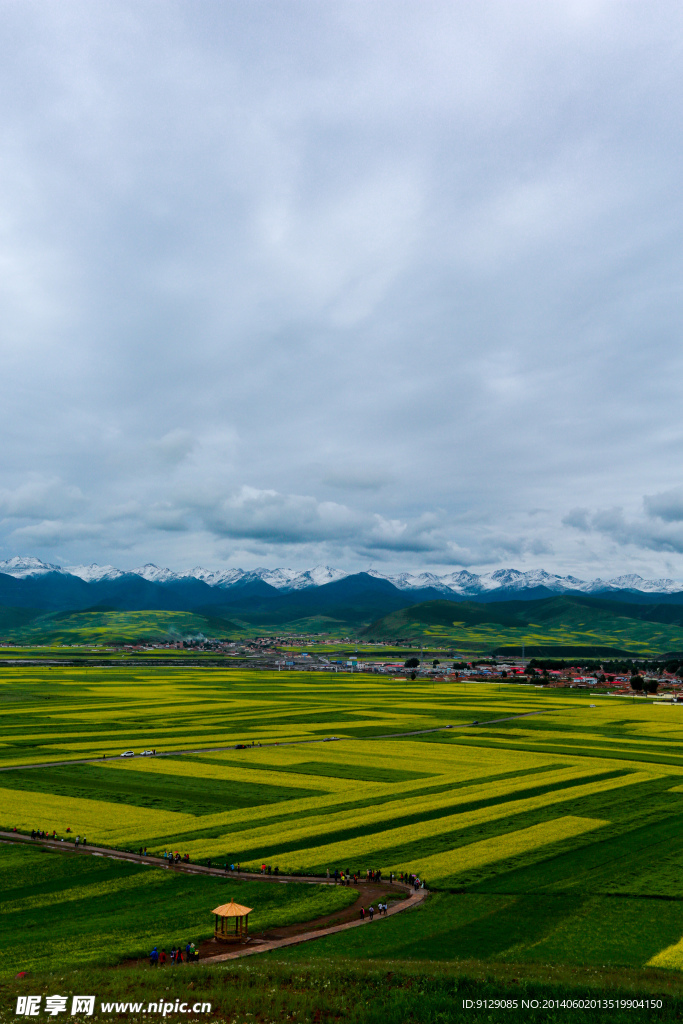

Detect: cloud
[11, 520, 103, 547]
[2, 3, 683, 577]
[562, 508, 591, 532]
[644, 488, 683, 523]
[562, 498, 683, 556]
[149, 430, 196, 466]
[203, 486, 362, 545]
[0, 479, 85, 520]
[321, 465, 393, 491]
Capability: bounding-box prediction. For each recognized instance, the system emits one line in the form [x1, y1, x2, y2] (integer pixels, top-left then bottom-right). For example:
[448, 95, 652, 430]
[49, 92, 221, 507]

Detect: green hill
[361, 596, 683, 656]
[0, 608, 239, 644]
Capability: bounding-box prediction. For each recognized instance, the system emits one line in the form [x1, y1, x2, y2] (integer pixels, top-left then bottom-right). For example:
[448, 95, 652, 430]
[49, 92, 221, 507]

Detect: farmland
[3, 667, 683, 1013]
[0, 609, 240, 645]
[0, 843, 355, 977]
[363, 596, 683, 656]
[3, 593, 683, 657]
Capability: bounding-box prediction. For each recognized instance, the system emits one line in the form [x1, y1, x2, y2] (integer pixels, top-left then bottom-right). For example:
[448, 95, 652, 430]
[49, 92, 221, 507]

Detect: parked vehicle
[120, 750, 134, 757]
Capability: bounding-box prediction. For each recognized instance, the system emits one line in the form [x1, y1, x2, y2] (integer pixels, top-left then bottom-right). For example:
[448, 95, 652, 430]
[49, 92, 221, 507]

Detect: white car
[120, 750, 134, 757]
[140, 750, 155, 756]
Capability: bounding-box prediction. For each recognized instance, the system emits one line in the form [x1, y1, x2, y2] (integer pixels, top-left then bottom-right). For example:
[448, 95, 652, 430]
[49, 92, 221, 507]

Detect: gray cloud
[0, 479, 85, 520]
[563, 497, 683, 557]
[2, 2, 683, 577]
[644, 488, 683, 523]
[562, 508, 591, 532]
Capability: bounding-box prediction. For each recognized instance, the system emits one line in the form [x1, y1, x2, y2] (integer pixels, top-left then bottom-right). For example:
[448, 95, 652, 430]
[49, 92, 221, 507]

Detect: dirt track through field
[0, 705, 573, 772]
[0, 831, 427, 962]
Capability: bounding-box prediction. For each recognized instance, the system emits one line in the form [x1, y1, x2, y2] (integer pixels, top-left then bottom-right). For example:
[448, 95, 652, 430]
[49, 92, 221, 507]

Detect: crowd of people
[24, 829, 426, 892]
[325, 867, 424, 890]
[359, 902, 389, 920]
[149, 943, 199, 966]
[30, 828, 87, 845]
[160, 850, 190, 863]
[399, 872, 425, 890]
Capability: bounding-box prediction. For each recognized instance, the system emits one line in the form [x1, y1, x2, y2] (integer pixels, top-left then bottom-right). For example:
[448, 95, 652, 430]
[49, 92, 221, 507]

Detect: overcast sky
[3, 0, 683, 578]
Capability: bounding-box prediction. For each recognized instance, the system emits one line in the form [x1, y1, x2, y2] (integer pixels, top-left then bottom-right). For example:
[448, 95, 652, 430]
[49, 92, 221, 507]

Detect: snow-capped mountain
[65, 563, 125, 582]
[287, 566, 348, 589]
[1, 556, 683, 596]
[131, 563, 181, 584]
[0, 556, 66, 578]
[582, 574, 683, 595]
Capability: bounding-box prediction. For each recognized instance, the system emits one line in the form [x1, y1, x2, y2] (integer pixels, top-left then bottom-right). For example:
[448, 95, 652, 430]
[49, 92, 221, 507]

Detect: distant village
[88, 634, 683, 694]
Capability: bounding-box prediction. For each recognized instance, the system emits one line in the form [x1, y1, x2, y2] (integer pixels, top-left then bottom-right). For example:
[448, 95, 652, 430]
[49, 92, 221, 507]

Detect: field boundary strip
[0, 705, 582, 772]
[0, 829, 416, 894]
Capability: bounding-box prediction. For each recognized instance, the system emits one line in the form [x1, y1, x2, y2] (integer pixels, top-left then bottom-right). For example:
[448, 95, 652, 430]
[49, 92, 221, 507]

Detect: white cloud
[11, 520, 102, 547]
[1, 2, 683, 577]
[0, 479, 84, 520]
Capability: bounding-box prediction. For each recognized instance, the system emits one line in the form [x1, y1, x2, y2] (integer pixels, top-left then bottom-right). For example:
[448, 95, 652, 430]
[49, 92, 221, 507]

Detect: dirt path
[202, 886, 428, 963]
[0, 706, 575, 772]
[2, 831, 426, 963]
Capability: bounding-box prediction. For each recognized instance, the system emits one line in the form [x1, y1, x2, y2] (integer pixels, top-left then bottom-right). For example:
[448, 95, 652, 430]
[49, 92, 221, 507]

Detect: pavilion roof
[212, 899, 253, 917]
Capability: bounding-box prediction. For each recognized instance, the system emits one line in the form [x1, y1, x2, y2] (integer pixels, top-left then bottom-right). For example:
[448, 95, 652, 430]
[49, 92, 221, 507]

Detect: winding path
[0, 830, 428, 962]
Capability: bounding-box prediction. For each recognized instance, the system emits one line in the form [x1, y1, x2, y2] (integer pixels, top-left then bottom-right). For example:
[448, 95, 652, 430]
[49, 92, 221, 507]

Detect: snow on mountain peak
[131, 563, 179, 583]
[288, 565, 348, 589]
[1, 555, 683, 596]
[65, 563, 125, 582]
[0, 556, 64, 578]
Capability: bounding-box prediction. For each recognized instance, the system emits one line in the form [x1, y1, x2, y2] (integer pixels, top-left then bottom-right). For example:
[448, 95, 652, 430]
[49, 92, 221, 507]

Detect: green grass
[279, 889, 683, 971]
[0, 609, 239, 644]
[0, 763, 320, 815]
[5, 961, 683, 1024]
[363, 595, 683, 655]
[0, 843, 356, 978]
[5, 670, 683, 1000]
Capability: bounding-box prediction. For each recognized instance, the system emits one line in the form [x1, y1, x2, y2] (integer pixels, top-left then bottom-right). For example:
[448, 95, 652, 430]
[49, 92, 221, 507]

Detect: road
[0, 705, 574, 772]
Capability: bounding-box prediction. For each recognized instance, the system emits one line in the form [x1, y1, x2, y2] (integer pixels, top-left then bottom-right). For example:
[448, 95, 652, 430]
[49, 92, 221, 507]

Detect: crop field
[0, 842, 355, 978]
[369, 613, 683, 655]
[0, 609, 240, 644]
[4, 668, 683, 988]
[366, 596, 683, 655]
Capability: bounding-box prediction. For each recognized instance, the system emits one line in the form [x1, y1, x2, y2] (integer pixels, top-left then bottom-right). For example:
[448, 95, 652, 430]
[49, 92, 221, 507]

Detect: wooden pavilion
[212, 899, 253, 943]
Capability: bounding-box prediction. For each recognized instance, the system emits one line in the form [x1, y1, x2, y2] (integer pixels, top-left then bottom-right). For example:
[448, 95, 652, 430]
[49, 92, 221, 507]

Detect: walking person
[360, 907, 365, 920]
[369, 905, 374, 921]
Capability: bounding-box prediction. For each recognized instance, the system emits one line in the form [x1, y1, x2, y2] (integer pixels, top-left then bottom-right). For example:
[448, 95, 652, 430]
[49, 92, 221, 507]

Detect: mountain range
[2, 556, 683, 648]
[1, 556, 683, 597]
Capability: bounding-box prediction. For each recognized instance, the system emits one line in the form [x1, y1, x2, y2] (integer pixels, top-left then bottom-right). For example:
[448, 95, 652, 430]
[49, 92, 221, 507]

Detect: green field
[3, 668, 683, 1016]
[0, 609, 239, 644]
[364, 597, 683, 655]
[0, 843, 355, 976]
[4, 593, 683, 657]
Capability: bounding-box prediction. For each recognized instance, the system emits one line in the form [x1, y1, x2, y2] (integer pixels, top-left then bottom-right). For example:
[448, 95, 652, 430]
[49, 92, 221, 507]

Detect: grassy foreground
[4, 669, 683, 1018]
[0, 844, 355, 978]
[4, 961, 683, 1024]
